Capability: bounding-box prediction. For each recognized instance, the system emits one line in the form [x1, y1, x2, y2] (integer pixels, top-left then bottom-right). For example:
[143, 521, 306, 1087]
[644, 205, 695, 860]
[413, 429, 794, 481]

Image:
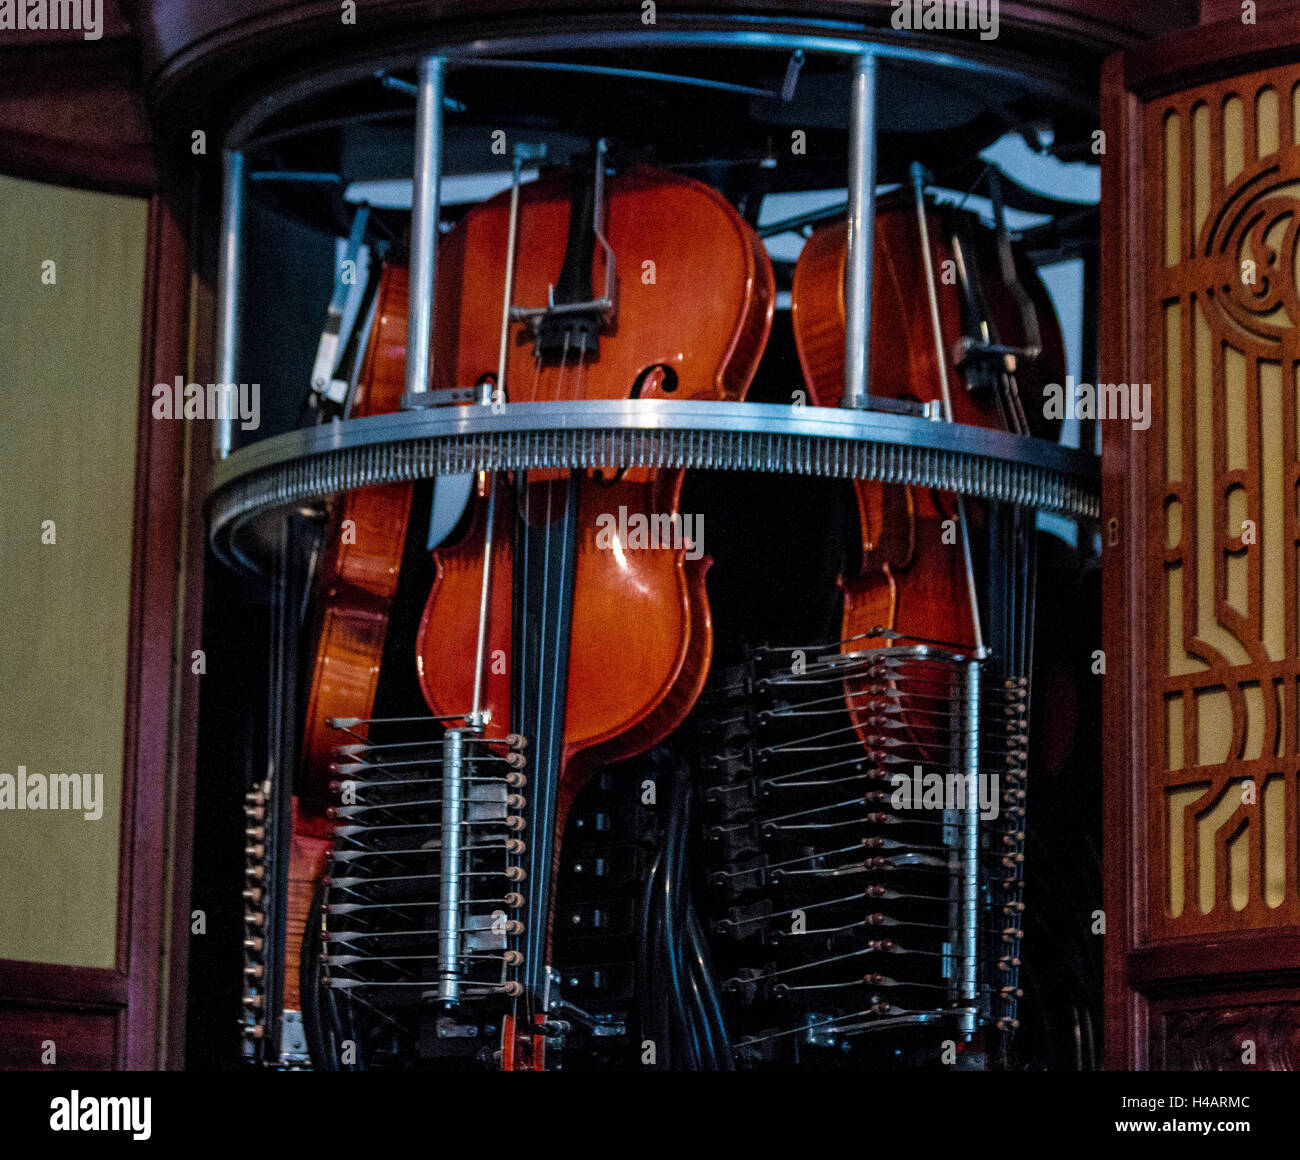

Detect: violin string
[528, 353, 542, 401]
[556, 329, 571, 403]
[574, 335, 588, 401]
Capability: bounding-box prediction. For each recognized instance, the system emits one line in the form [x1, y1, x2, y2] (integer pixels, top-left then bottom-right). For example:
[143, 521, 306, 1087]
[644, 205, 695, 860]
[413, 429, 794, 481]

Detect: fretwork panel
[1148, 65, 1300, 937]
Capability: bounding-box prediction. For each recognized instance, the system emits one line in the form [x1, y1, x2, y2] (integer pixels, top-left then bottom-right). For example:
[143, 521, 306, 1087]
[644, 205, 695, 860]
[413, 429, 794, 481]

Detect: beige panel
[1263, 774, 1286, 907]
[1195, 308, 1249, 666]
[1257, 86, 1280, 161]
[1167, 693, 1185, 772]
[1165, 302, 1182, 481]
[1193, 103, 1211, 243]
[1241, 682, 1264, 762]
[0, 175, 146, 968]
[1196, 688, 1233, 767]
[1165, 111, 1182, 268]
[1227, 826, 1249, 911]
[1168, 784, 1205, 918]
[1223, 95, 1245, 183]
[1224, 347, 1246, 472]
[1168, 565, 1205, 676]
[1197, 779, 1248, 914]
[1260, 361, 1284, 662]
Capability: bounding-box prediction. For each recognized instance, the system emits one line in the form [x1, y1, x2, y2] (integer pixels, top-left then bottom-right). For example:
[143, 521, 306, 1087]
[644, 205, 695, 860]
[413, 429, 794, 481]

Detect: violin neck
[511, 471, 581, 1001]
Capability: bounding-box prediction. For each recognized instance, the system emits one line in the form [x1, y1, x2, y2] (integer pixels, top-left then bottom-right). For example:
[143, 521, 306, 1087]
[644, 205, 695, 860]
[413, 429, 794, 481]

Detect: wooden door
[1102, 8, 1300, 1070]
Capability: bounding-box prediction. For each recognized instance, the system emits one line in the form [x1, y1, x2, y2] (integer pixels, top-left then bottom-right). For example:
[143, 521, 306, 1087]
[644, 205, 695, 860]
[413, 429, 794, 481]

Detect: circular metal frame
[226, 21, 1086, 151]
[208, 21, 1101, 579]
[209, 399, 1100, 574]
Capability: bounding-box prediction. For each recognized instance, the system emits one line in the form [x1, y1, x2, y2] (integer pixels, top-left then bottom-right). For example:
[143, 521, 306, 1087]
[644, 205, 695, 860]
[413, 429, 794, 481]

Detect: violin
[791, 179, 1065, 748]
[416, 158, 774, 1069]
[288, 263, 413, 1022]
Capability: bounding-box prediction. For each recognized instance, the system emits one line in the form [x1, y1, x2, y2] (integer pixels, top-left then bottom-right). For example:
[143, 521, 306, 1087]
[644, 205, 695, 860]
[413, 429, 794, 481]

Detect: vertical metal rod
[469, 479, 497, 728]
[213, 150, 245, 461]
[912, 163, 955, 424]
[841, 51, 878, 410]
[404, 56, 446, 407]
[438, 729, 465, 1004]
[959, 660, 981, 1039]
[496, 153, 525, 397]
[912, 162, 986, 653]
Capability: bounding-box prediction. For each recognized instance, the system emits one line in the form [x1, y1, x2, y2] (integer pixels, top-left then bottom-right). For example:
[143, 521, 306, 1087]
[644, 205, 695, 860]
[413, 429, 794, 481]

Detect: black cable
[637, 845, 664, 1067]
[647, 852, 677, 1070]
[300, 882, 337, 1071]
[661, 765, 702, 1070]
[679, 762, 735, 1070]
[687, 908, 735, 1070]
[673, 769, 718, 1069]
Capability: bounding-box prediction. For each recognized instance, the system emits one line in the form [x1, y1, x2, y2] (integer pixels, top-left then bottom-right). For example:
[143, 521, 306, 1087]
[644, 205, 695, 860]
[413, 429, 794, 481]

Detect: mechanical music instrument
[684, 167, 1068, 1061]
[317, 152, 774, 1070]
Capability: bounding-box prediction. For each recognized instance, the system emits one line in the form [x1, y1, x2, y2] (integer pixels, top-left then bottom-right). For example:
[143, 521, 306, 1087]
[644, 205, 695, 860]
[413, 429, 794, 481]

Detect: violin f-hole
[631, 362, 680, 398]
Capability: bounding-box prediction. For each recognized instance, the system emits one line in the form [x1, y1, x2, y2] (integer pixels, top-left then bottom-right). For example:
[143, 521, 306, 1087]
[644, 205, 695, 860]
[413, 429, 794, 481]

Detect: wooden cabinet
[1102, 10, 1300, 1070]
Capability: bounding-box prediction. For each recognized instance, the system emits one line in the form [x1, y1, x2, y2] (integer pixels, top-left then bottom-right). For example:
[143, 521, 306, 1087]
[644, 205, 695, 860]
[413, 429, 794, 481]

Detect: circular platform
[208, 399, 1100, 572]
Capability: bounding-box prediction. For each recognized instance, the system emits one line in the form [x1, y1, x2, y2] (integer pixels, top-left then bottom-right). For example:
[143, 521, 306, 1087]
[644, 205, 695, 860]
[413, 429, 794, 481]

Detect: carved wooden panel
[1147, 64, 1300, 941]
[1152, 994, 1300, 1070]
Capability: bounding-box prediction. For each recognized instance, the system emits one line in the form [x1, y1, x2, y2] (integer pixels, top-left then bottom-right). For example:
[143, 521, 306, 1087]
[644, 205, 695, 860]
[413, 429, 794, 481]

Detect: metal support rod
[913, 162, 986, 654]
[958, 660, 981, 1039]
[213, 150, 245, 461]
[438, 728, 465, 1004]
[497, 152, 526, 396]
[403, 56, 446, 408]
[469, 479, 497, 728]
[841, 51, 878, 411]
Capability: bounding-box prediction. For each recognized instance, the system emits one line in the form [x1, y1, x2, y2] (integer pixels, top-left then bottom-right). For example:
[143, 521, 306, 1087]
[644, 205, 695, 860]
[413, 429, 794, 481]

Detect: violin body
[792, 195, 1066, 645]
[432, 166, 773, 405]
[418, 470, 715, 829]
[416, 165, 773, 1067]
[791, 197, 1063, 430]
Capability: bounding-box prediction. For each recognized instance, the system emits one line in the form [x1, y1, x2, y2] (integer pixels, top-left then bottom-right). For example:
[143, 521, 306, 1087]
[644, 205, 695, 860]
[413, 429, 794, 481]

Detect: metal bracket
[844, 395, 941, 421]
[509, 139, 617, 337]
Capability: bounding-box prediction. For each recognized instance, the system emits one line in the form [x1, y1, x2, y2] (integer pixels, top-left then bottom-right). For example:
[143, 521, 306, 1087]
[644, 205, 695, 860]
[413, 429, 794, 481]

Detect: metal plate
[208, 399, 1100, 573]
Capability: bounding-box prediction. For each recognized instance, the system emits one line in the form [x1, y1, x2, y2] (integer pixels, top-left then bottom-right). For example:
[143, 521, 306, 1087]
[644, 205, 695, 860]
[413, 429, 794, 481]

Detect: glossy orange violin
[417, 157, 774, 1068]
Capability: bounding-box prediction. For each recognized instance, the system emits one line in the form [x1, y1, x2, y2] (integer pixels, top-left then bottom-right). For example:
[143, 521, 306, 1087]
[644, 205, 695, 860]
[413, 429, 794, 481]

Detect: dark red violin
[791, 186, 1065, 746]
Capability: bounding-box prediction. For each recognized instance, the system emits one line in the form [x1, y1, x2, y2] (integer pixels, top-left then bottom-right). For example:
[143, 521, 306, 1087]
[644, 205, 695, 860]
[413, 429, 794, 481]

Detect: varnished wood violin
[417, 156, 774, 1068]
